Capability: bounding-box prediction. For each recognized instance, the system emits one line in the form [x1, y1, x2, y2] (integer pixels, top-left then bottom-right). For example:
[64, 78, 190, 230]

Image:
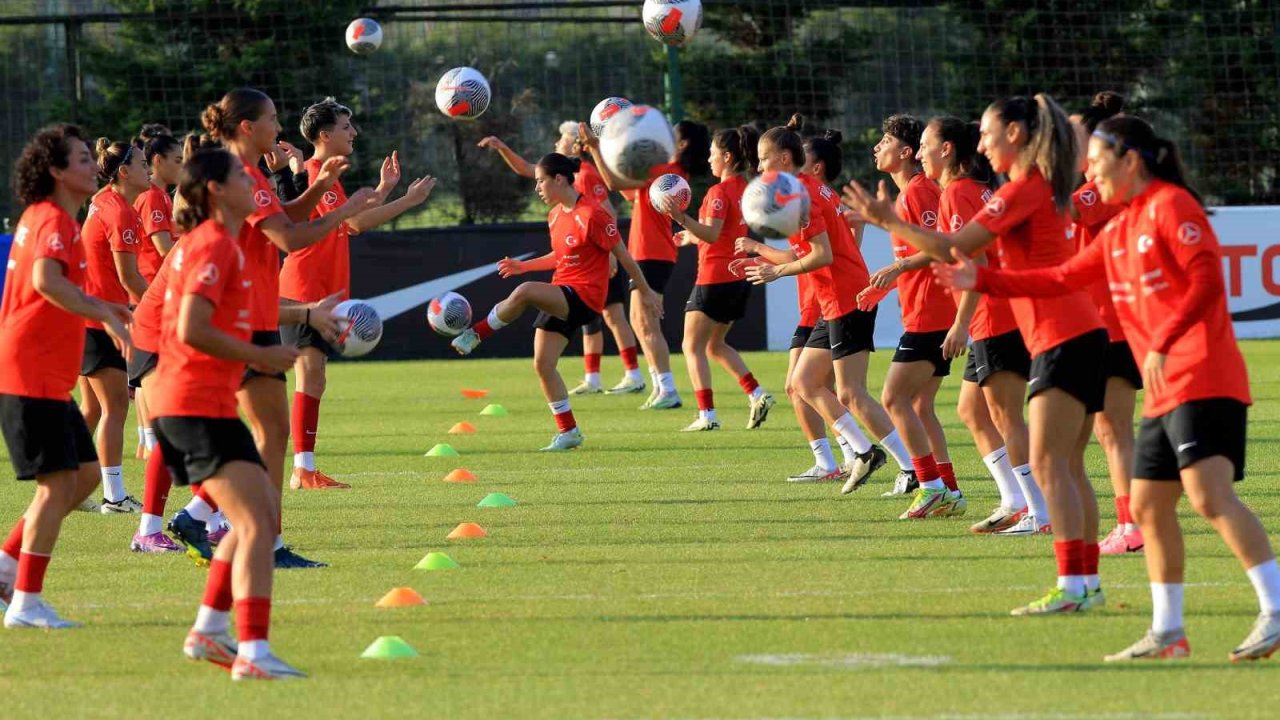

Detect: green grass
[4, 341, 1280, 719]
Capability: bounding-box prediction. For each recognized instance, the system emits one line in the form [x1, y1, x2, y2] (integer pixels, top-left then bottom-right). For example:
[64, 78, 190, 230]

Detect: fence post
[664, 44, 683, 123]
[64, 19, 83, 122]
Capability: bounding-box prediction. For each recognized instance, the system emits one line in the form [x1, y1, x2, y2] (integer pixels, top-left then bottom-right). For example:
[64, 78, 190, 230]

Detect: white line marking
[736, 652, 951, 668]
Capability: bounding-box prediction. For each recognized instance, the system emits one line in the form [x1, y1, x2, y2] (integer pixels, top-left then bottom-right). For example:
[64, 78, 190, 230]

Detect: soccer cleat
[168, 510, 213, 565]
[648, 392, 683, 410]
[540, 426, 584, 452]
[450, 328, 481, 356]
[681, 417, 720, 432]
[787, 465, 847, 484]
[1010, 587, 1086, 616]
[901, 486, 951, 519]
[840, 446, 887, 494]
[1081, 587, 1107, 611]
[1229, 612, 1280, 661]
[290, 468, 350, 490]
[995, 513, 1052, 536]
[4, 601, 81, 629]
[1105, 629, 1190, 661]
[970, 506, 1027, 534]
[184, 628, 239, 669]
[638, 386, 660, 409]
[944, 491, 968, 517]
[606, 376, 646, 395]
[0, 575, 13, 607]
[880, 469, 918, 497]
[130, 531, 184, 553]
[746, 392, 776, 429]
[75, 497, 101, 513]
[231, 653, 308, 681]
[569, 378, 604, 395]
[100, 496, 143, 514]
[1099, 525, 1145, 555]
[274, 546, 328, 569]
[207, 524, 229, 546]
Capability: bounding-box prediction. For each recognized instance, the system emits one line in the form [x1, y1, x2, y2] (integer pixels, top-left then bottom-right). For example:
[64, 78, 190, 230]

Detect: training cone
[425, 443, 460, 457]
[477, 492, 517, 508]
[376, 587, 426, 608]
[443, 468, 477, 483]
[479, 403, 508, 417]
[414, 552, 460, 570]
[361, 635, 419, 659]
[448, 421, 478, 434]
[447, 522, 488, 540]
[461, 388, 489, 399]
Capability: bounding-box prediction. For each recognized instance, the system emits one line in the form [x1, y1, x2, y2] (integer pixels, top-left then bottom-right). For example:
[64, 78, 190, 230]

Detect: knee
[837, 388, 859, 413]
[881, 386, 910, 415]
[956, 396, 981, 432]
[532, 354, 557, 378]
[681, 336, 701, 358]
[1187, 492, 1236, 522]
[912, 396, 936, 421]
[1130, 495, 1160, 526]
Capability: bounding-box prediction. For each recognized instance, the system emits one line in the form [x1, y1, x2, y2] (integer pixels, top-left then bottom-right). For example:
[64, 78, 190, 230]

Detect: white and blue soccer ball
[599, 105, 676, 182]
[742, 171, 810, 238]
[642, 0, 703, 47]
[648, 173, 691, 211]
[427, 292, 473, 337]
[345, 18, 383, 55]
[333, 300, 383, 358]
[435, 67, 491, 120]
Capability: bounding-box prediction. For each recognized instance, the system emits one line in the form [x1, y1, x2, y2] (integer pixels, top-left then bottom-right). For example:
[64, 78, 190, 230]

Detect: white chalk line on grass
[330, 463, 777, 479]
[736, 652, 951, 668]
[622, 714, 1214, 720]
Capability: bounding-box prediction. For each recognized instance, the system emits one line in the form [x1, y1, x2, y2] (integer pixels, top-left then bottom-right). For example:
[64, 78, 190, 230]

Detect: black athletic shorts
[0, 394, 97, 480]
[241, 330, 288, 385]
[1133, 398, 1248, 482]
[805, 307, 877, 361]
[535, 286, 601, 339]
[583, 272, 630, 334]
[962, 329, 1031, 385]
[81, 328, 126, 376]
[127, 349, 159, 389]
[791, 325, 815, 350]
[154, 415, 265, 487]
[892, 330, 952, 377]
[280, 316, 337, 359]
[1105, 340, 1143, 390]
[685, 281, 751, 325]
[630, 259, 675, 294]
[1027, 328, 1109, 414]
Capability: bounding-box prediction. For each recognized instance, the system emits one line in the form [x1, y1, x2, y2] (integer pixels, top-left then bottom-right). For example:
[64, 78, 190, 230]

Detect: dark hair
[1094, 116, 1201, 206]
[174, 148, 236, 232]
[712, 125, 759, 175]
[804, 129, 844, 184]
[95, 137, 136, 185]
[929, 116, 994, 188]
[1078, 91, 1125, 133]
[13, 124, 89, 205]
[674, 120, 711, 177]
[537, 152, 578, 184]
[201, 87, 271, 142]
[883, 114, 925, 155]
[300, 96, 353, 143]
[760, 114, 806, 168]
[137, 123, 181, 165]
[988, 94, 1077, 211]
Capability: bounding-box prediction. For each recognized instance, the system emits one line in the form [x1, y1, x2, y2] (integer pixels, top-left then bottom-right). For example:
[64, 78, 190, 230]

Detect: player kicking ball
[451, 153, 661, 451]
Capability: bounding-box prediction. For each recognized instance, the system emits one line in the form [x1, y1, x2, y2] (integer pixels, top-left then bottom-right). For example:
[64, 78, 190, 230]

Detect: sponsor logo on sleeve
[984, 196, 1006, 216]
[151, 210, 165, 225]
[323, 190, 339, 207]
[122, 228, 138, 245]
[950, 214, 964, 232]
[1078, 189, 1097, 207]
[1177, 221, 1202, 246]
[197, 262, 220, 286]
[254, 189, 272, 207]
[921, 210, 937, 228]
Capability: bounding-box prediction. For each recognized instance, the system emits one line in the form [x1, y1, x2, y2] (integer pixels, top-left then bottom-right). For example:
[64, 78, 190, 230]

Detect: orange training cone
[447, 522, 488, 540]
[461, 388, 489, 399]
[449, 421, 478, 434]
[443, 468, 477, 483]
[376, 587, 427, 608]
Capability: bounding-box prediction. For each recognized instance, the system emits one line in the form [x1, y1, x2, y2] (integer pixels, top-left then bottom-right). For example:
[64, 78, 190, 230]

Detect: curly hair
[883, 114, 925, 155]
[13, 123, 88, 206]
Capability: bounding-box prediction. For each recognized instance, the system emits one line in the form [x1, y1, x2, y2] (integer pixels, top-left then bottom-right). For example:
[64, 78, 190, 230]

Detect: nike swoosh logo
[363, 253, 535, 322]
[976, 365, 987, 373]
[774, 190, 803, 205]
[1029, 376, 1041, 385]
[305, 431, 317, 435]
[1177, 441, 1198, 453]
[832, 342, 844, 348]
[897, 346, 913, 351]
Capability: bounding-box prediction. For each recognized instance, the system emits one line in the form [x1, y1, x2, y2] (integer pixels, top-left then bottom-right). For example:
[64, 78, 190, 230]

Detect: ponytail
[1094, 116, 1202, 206]
[713, 124, 759, 175]
[1079, 91, 1124, 133]
[989, 94, 1076, 211]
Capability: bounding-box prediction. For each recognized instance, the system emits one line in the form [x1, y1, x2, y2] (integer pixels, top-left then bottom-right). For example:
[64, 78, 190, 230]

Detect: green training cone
[424, 443, 460, 457]
[361, 635, 419, 660]
[414, 552, 460, 570]
[477, 492, 517, 508]
[479, 403, 508, 417]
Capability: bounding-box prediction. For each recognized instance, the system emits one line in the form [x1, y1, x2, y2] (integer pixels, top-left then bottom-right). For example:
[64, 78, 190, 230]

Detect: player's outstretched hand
[497, 257, 525, 278]
[252, 344, 301, 375]
[308, 292, 345, 342]
[931, 247, 978, 291]
[745, 261, 780, 285]
[314, 156, 352, 188]
[841, 180, 895, 228]
[379, 151, 402, 193]
[477, 136, 509, 152]
[404, 176, 436, 206]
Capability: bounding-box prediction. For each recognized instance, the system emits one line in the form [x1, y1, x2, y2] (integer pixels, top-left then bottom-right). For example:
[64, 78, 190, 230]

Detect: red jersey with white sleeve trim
[790, 174, 868, 320]
[548, 195, 621, 312]
[574, 160, 610, 209]
[133, 184, 173, 282]
[82, 187, 144, 327]
[150, 220, 253, 419]
[132, 247, 177, 354]
[238, 162, 286, 330]
[695, 175, 749, 285]
[892, 173, 954, 332]
[1072, 180, 1126, 341]
[622, 161, 684, 262]
[279, 157, 351, 303]
[0, 201, 87, 400]
[940, 177, 1018, 341]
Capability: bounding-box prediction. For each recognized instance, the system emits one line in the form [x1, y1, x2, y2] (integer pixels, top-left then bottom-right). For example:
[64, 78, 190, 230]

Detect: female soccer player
[0, 124, 133, 627]
[199, 87, 375, 568]
[937, 115, 1280, 661]
[656, 125, 773, 431]
[451, 153, 661, 450]
[479, 123, 645, 396]
[156, 146, 305, 679]
[79, 137, 152, 513]
[844, 95, 1108, 615]
[280, 97, 435, 490]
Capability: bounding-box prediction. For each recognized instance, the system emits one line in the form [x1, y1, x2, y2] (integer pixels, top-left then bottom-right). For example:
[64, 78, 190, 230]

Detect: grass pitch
[3, 342, 1280, 719]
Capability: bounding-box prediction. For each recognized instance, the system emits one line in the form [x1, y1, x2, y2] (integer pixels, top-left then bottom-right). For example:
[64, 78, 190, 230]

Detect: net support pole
[664, 44, 683, 123]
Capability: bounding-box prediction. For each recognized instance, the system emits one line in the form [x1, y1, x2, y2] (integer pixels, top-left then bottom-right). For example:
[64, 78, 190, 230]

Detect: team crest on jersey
[323, 190, 339, 206]
[921, 210, 937, 228]
[984, 196, 1006, 216]
[254, 189, 272, 207]
[1078, 190, 1097, 207]
[1177, 221, 1202, 245]
[197, 262, 220, 286]
[564, 234, 579, 247]
[1137, 234, 1154, 254]
[122, 228, 138, 245]
[151, 210, 165, 224]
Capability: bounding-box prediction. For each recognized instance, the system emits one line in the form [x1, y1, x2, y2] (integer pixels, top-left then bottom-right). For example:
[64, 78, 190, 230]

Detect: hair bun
[1092, 91, 1125, 115]
[786, 113, 805, 132]
[823, 129, 843, 144]
[94, 137, 112, 158]
[200, 104, 225, 137]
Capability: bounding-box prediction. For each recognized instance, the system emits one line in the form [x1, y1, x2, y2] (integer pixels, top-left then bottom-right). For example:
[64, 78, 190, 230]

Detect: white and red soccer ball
[435, 67, 491, 120]
[345, 18, 383, 55]
[589, 97, 633, 138]
[648, 173, 691, 212]
[427, 292, 473, 337]
[642, 0, 703, 47]
[742, 171, 810, 238]
[598, 105, 677, 182]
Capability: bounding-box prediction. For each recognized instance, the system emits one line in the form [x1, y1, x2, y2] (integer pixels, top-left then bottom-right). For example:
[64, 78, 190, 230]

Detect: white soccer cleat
[1104, 628, 1190, 662]
[681, 417, 720, 432]
[1230, 612, 1280, 661]
[75, 497, 101, 513]
[787, 465, 847, 484]
[231, 653, 308, 681]
[185, 628, 239, 668]
[970, 505, 1027, 534]
[880, 470, 918, 497]
[4, 600, 81, 629]
[606, 376, 646, 395]
[100, 496, 143, 514]
[746, 392, 775, 429]
[995, 513, 1052, 536]
[0, 574, 13, 607]
[450, 329, 481, 356]
[540, 427, 584, 452]
[569, 379, 604, 395]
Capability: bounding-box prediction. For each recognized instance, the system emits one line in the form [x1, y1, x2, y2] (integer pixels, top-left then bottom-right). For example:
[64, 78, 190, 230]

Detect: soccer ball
[648, 173, 691, 212]
[599, 105, 676, 182]
[435, 67, 491, 120]
[742, 171, 811, 238]
[589, 96, 632, 137]
[427, 291, 472, 337]
[642, 0, 703, 47]
[345, 18, 382, 55]
[333, 300, 383, 358]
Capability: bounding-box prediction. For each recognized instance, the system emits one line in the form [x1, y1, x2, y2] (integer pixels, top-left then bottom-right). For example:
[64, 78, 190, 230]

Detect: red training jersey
[574, 160, 610, 210]
[796, 272, 821, 327]
[1071, 180, 1126, 341]
[548, 195, 621, 312]
[0, 201, 87, 400]
[237, 161, 287, 331]
[788, 174, 869, 320]
[695, 174, 749, 285]
[279, 157, 351, 303]
[891, 173, 954, 333]
[132, 246, 178, 354]
[82, 187, 144, 327]
[133, 184, 173, 282]
[150, 219, 253, 419]
[940, 178, 1018, 341]
[622, 161, 684, 263]
[970, 169, 1102, 356]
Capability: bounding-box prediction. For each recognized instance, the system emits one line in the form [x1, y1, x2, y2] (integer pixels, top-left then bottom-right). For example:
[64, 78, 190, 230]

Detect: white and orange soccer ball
[589, 96, 633, 137]
[333, 300, 383, 358]
[598, 105, 677, 182]
[642, 0, 703, 47]
[648, 173, 691, 212]
[435, 67, 491, 120]
[427, 292, 473, 337]
[742, 171, 810, 238]
[345, 18, 383, 55]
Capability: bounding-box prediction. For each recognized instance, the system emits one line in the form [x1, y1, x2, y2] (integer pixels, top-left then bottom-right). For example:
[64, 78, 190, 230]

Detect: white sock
[1151, 582, 1185, 633]
[139, 513, 163, 536]
[137, 426, 146, 447]
[1123, 522, 1139, 533]
[749, 386, 765, 400]
[293, 451, 316, 472]
[626, 368, 644, 383]
[10, 589, 41, 613]
[1247, 560, 1280, 614]
[274, 535, 285, 551]
[194, 605, 230, 634]
[920, 478, 946, 491]
[1014, 464, 1049, 523]
[809, 438, 837, 473]
[700, 409, 718, 423]
[185, 496, 214, 524]
[0, 551, 16, 576]
[878, 430, 912, 471]
[659, 372, 676, 394]
[832, 413, 871, 454]
[101, 466, 126, 503]
[982, 447, 1025, 509]
[1085, 574, 1100, 592]
[143, 428, 157, 451]
[1057, 574, 1086, 596]
[485, 307, 508, 331]
[239, 639, 270, 661]
[835, 436, 857, 466]
[585, 372, 601, 387]
[208, 511, 226, 532]
[548, 398, 572, 416]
